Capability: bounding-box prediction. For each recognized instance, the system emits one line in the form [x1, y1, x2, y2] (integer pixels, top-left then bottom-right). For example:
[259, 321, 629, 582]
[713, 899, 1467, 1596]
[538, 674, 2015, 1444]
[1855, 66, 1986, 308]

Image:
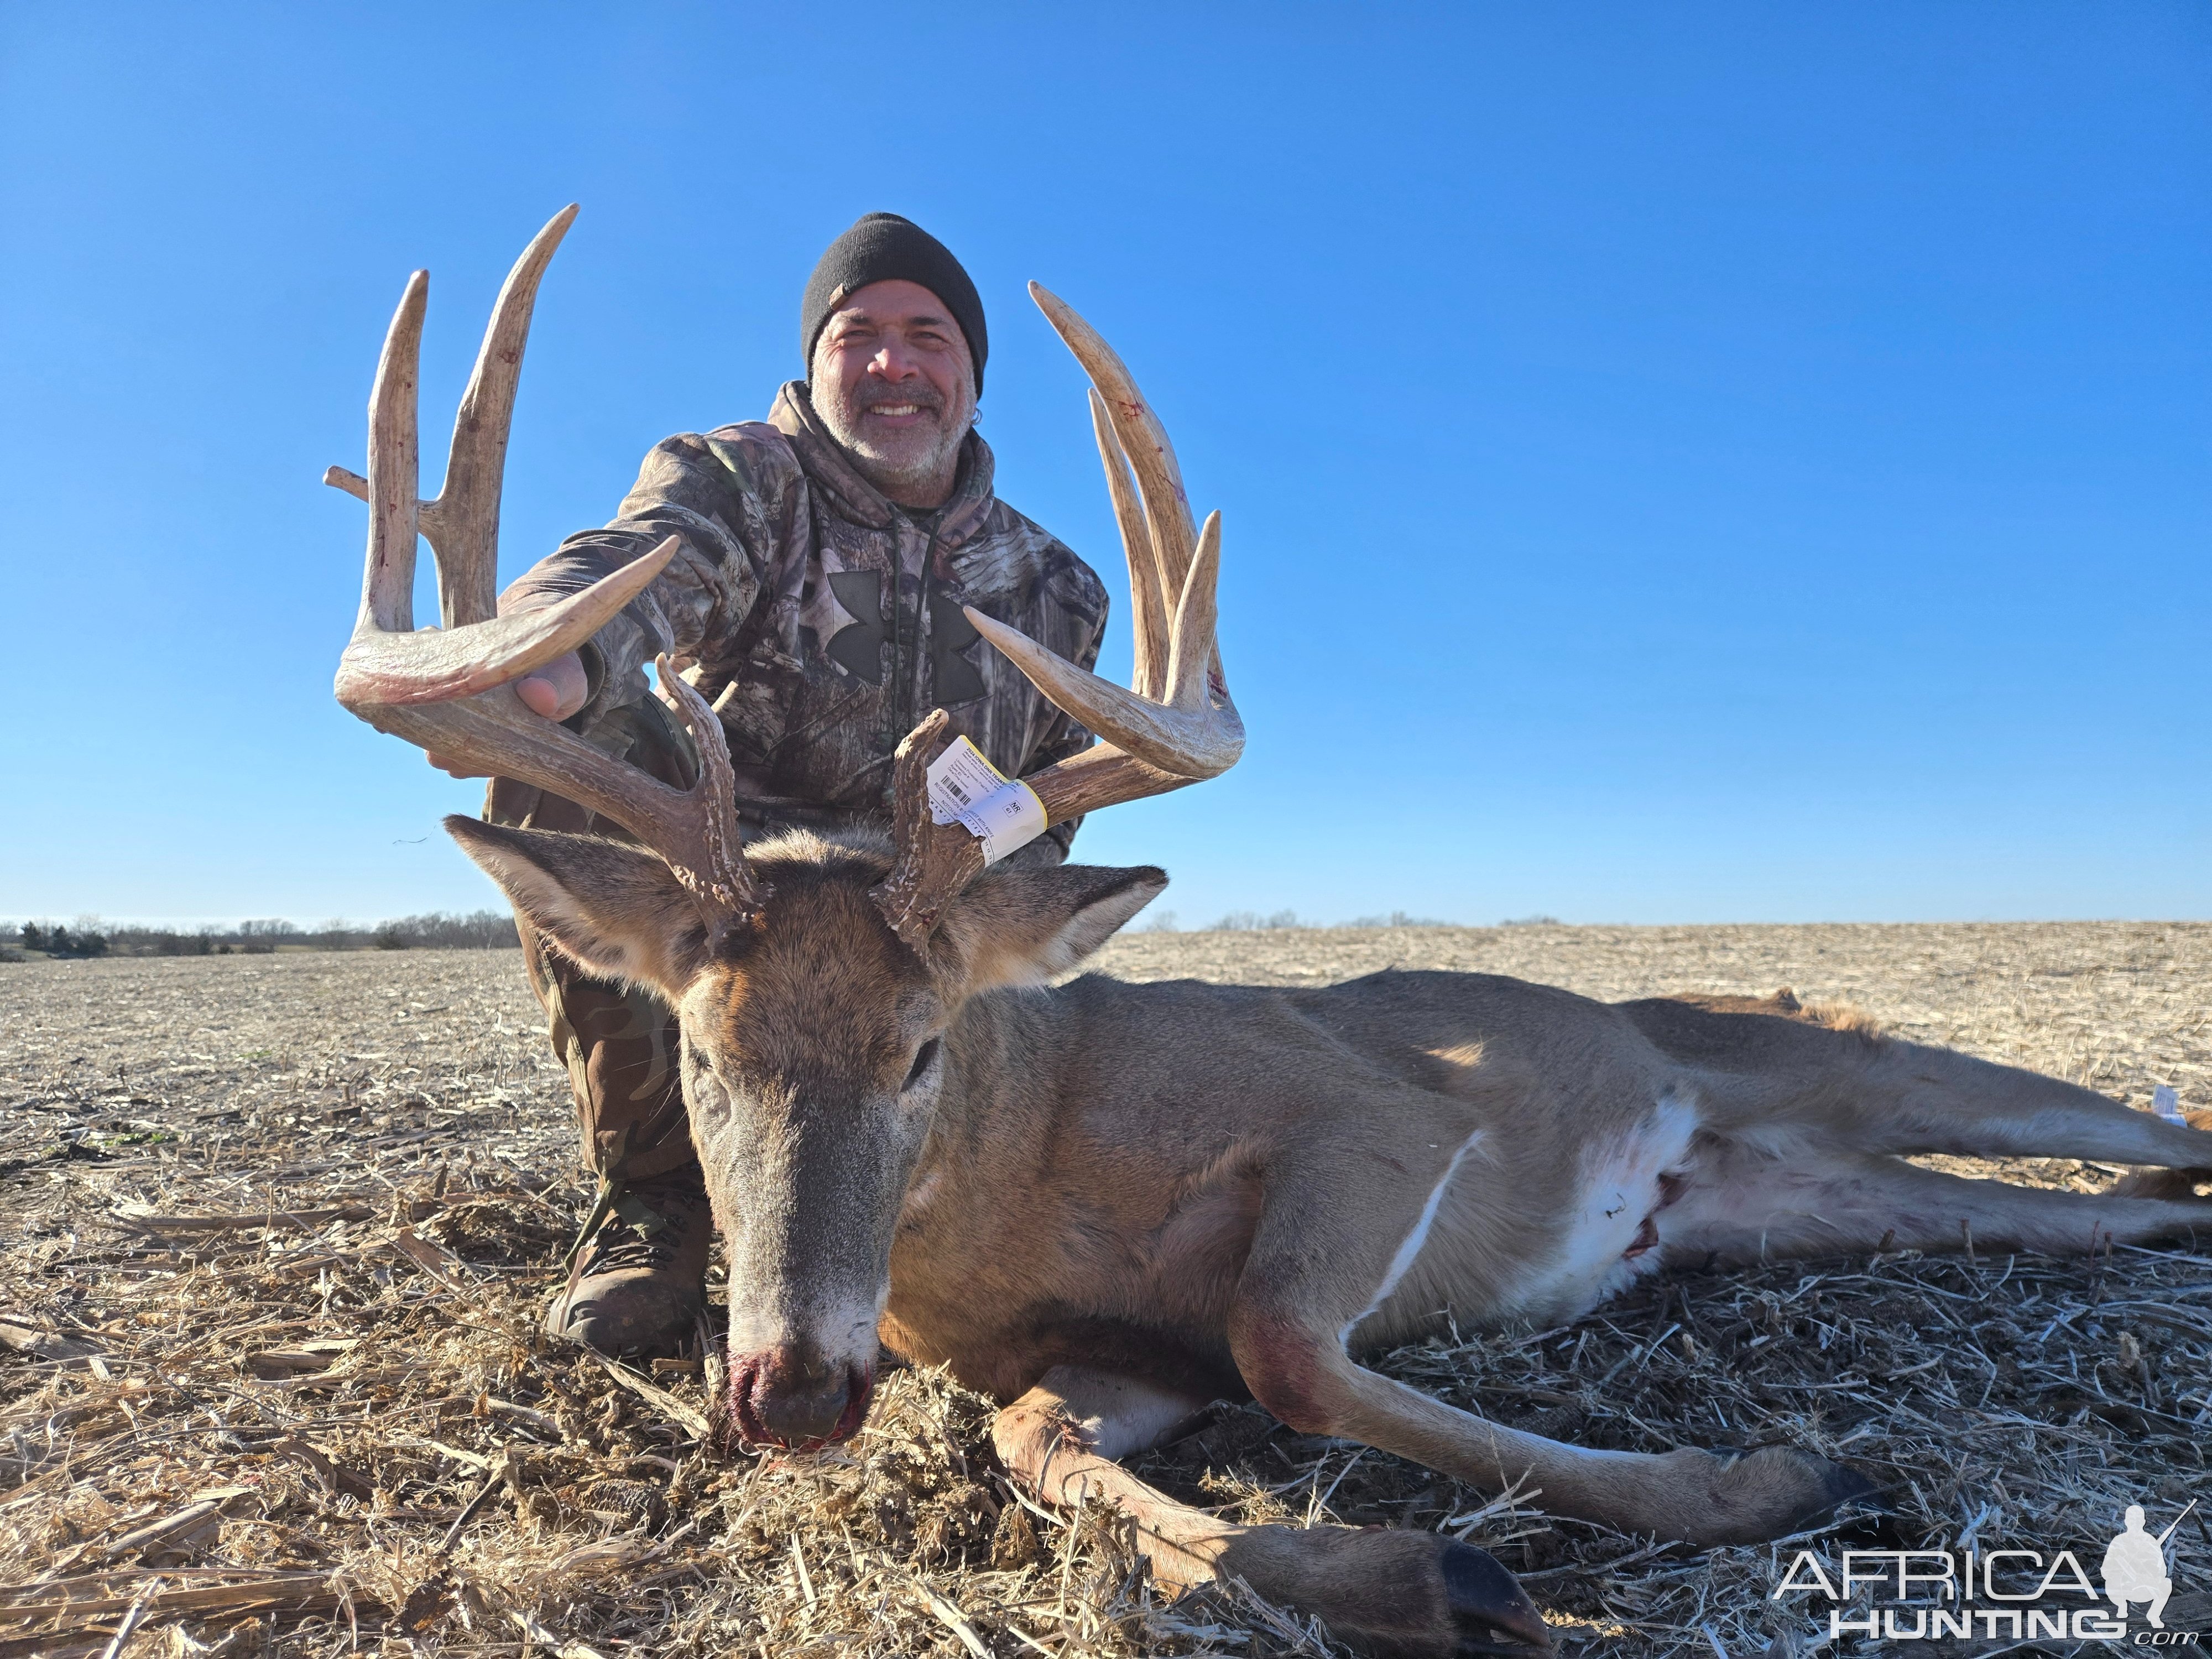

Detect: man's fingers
[515, 676, 564, 718]
[420, 652, 586, 780]
[515, 650, 588, 720]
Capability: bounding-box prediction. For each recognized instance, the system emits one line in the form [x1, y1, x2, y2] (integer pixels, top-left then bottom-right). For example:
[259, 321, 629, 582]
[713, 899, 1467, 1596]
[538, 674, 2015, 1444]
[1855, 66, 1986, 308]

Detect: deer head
[329, 210, 1241, 1448]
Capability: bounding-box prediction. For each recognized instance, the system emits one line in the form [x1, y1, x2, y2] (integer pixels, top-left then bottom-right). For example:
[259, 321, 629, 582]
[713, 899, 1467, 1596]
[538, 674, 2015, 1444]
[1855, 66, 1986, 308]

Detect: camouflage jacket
[501, 383, 1108, 861]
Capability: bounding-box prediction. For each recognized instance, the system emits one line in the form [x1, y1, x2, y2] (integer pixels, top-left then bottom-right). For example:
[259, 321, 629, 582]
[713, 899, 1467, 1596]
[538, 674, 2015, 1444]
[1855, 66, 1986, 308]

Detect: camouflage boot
[487, 700, 714, 1359]
[536, 973, 713, 1357]
[550, 1141, 714, 1359]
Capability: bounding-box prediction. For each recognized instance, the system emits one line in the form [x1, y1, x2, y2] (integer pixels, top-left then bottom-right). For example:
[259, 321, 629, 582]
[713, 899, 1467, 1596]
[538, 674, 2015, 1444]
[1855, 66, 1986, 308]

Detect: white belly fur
[1333, 1093, 1702, 1354]
[1507, 1091, 1699, 1324]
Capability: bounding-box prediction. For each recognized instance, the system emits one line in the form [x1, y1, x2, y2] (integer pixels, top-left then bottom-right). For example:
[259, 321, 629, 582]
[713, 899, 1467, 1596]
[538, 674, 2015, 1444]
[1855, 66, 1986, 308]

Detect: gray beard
[813, 389, 972, 502]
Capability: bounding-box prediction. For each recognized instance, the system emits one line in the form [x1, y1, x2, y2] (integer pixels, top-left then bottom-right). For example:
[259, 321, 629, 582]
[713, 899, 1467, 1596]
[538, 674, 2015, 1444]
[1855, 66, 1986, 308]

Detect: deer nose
[729, 1344, 875, 1450]
[758, 1347, 848, 1443]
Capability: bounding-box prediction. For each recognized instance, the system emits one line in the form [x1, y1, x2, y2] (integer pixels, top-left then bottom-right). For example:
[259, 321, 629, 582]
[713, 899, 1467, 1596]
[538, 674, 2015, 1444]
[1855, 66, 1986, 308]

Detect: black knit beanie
[801, 213, 988, 395]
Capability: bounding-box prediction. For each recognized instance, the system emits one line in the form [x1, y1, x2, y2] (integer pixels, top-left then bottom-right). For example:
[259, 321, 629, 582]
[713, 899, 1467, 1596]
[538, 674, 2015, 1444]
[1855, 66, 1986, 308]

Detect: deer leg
[990, 1367, 1223, 1594]
[1768, 1036, 2212, 1172]
[1224, 1297, 1872, 1547]
[1849, 1044, 2212, 1202]
[991, 1365, 1552, 1658]
[1662, 1139, 2212, 1265]
[1218, 1120, 1877, 1550]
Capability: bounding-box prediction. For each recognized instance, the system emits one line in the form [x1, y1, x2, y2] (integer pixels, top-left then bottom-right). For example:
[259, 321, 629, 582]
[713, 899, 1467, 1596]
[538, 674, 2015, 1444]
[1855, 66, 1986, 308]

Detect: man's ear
[444, 817, 712, 999]
[936, 863, 1167, 993]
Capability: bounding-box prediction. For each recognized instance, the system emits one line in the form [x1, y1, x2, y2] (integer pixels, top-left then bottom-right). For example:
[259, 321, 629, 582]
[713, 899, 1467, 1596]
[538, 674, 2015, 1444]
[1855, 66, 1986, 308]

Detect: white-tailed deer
[330, 210, 2212, 1658]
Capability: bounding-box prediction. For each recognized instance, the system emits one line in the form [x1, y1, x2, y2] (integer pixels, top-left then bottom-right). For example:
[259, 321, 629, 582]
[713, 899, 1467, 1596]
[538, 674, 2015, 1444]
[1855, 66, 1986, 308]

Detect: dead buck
[330, 210, 2212, 1658]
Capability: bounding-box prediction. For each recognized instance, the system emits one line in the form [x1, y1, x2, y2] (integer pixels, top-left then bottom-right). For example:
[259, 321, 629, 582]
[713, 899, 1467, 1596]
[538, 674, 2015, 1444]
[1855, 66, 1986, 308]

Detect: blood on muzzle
[721, 1341, 877, 1453]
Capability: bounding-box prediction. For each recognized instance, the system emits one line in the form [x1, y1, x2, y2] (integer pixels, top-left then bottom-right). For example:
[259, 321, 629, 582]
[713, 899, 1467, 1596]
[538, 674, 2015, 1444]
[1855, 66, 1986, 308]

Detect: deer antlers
[326, 207, 765, 931]
[330, 210, 1237, 952]
[869, 285, 1244, 948]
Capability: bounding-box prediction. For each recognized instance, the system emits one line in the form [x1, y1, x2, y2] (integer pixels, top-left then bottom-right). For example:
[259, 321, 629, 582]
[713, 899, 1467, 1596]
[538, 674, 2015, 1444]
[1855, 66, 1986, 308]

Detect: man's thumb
[515, 675, 565, 719]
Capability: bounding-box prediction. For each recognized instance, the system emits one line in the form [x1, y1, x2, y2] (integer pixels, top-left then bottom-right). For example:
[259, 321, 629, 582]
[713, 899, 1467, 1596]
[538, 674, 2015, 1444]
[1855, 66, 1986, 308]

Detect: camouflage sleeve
[498, 430, 788, 726]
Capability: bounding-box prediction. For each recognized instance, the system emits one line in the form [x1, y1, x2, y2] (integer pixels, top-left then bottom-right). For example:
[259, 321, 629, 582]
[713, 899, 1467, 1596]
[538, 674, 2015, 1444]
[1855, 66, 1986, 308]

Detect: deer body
[890, 967, 1687, 1399]
[331, 213, 2212, 1658]
[898, 964, 2212, 1402]
[456, 820, 2211, 1656]
[886, 952, 2212, 1397]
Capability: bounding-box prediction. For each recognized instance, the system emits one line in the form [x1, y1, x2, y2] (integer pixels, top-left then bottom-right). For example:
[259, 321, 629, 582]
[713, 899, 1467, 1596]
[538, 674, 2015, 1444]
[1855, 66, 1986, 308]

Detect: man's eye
[902, 1038, 940, 1092]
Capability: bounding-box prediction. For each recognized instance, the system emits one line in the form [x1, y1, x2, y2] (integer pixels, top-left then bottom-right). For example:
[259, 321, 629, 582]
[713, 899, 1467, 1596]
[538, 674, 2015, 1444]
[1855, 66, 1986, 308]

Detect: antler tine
[649, 656, 760, 919]
[1088, 389, 1170, 701]
[422, 204, 578, 628]
[360, 269, 427, 637]
[1163, 510, 1224, 714]
[1030, 283, 1198, 598]
[332, 212, 673, 708]
[871, 712, 985, 950]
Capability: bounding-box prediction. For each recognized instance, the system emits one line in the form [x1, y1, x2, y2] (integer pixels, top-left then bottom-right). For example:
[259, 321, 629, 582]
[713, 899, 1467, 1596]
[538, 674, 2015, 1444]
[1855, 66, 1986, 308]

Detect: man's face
[810, 279, 977, 508]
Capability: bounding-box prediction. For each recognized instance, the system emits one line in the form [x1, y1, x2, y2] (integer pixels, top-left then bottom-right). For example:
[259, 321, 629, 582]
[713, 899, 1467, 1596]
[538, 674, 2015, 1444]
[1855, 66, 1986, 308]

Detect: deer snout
[725, 1343, 877, 1451]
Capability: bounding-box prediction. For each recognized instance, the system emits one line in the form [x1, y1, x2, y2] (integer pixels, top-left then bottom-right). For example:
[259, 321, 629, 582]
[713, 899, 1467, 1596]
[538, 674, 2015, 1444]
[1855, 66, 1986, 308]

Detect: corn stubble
[1, 923, 2206, 1656]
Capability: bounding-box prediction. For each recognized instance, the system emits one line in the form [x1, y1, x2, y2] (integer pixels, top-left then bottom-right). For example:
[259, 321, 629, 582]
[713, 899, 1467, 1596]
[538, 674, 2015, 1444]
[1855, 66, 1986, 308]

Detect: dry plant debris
[2, 925, 2207, 1657]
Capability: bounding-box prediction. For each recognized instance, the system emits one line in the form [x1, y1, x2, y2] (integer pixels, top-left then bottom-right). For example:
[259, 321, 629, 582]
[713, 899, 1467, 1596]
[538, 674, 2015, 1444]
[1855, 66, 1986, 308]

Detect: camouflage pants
[484, 698, 699, 1191]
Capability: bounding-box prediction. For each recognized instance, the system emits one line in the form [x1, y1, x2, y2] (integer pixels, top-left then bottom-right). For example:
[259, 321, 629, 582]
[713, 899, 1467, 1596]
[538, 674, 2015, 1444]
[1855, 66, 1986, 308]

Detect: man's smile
[807, 275, 977, 499]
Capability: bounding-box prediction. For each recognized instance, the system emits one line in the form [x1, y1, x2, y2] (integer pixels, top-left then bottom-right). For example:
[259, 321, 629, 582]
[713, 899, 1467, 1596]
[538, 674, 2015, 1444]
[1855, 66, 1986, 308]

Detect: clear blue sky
[3, 3, 2206, 927]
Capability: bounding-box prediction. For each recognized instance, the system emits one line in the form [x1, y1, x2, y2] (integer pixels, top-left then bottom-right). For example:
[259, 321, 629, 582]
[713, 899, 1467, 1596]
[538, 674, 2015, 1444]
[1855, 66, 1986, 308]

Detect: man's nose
[867, 345, 920, 380]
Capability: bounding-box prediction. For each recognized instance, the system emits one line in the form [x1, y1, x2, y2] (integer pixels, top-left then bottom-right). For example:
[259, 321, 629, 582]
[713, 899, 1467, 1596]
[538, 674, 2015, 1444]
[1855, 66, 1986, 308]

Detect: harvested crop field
[3, 922, 2208, 1658]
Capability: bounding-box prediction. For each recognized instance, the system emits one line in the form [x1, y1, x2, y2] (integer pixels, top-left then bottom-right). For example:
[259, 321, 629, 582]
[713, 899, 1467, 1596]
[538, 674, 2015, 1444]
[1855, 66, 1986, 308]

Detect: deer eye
[902, 1038, 941, 1093]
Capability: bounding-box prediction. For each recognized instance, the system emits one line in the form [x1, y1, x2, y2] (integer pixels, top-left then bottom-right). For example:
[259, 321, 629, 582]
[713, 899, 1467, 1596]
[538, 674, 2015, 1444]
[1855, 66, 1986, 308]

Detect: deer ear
[444, 817, 713, 998]
[937, 863, 1167, 993]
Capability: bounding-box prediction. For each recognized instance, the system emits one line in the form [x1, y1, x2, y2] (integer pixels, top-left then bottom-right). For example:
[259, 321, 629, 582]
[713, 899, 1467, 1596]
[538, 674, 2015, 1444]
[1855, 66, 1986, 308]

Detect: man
[443, 213, 1107, 1358]
[2102, 1505, 2174, 1628]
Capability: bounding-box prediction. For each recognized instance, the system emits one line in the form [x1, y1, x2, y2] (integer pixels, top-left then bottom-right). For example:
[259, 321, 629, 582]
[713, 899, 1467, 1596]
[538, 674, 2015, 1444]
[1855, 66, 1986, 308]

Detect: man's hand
[426, 650, 589, 778]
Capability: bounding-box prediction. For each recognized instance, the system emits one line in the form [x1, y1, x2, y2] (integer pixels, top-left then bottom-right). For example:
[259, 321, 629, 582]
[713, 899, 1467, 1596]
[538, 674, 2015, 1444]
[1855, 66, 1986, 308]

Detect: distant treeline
[7, 911, 521, 960]
[9, 905, 1561, 961]
[1141, 909, 1474, 933]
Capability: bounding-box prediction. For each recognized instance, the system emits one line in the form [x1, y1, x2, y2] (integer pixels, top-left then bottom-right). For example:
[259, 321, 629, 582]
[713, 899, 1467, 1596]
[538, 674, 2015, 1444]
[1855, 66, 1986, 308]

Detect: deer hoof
[1217, 1525, 1551, 1657]
[1441, 1540, 1555, 1656]
[1798, 1452, 1886, 1529]
[1703, 1444, 1885, 1542]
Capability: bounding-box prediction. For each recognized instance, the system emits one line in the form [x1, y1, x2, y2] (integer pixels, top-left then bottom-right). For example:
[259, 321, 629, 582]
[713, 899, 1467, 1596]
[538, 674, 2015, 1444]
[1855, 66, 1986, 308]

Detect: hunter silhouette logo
[2104, 1501, 2190, 1629]
[1772, 1499, 2199, 1644]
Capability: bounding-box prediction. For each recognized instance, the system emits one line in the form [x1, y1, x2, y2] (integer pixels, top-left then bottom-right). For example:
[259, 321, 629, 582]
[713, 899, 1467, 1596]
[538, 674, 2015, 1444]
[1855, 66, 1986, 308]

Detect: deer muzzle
[723, 1342, 877, 1452]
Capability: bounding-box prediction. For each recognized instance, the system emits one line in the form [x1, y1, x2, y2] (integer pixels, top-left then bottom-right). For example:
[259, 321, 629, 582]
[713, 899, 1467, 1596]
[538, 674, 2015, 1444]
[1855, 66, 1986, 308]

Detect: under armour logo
[825, 570, 888, 685]
[823, 570, 987, 705]
[928, 594, 986, 706]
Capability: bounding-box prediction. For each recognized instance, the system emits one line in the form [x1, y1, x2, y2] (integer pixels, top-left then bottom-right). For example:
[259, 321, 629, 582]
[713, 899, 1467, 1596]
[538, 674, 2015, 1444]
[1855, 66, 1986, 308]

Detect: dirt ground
[2, 924, 2207, 1657]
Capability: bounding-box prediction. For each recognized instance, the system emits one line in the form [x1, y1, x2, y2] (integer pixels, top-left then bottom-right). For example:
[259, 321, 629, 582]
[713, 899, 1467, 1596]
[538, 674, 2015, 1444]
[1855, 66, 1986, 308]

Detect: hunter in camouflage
[497, 379, 1105, 854]
[468, 214, 1107, 1358]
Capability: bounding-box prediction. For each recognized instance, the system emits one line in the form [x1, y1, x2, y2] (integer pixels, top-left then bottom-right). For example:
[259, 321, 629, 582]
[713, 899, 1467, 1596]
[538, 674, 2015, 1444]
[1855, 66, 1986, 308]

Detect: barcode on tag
[925, 735, 1047, 864]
